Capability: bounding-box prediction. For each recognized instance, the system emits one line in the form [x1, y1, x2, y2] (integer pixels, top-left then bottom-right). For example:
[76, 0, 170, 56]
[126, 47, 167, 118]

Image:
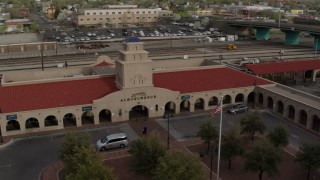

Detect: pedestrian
[143, 127, 147, 135]
[65, 61, 68, 69]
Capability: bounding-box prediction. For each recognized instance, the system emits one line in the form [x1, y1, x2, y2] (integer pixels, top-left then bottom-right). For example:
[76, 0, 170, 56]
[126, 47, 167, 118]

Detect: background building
[76, 5, 172, 27]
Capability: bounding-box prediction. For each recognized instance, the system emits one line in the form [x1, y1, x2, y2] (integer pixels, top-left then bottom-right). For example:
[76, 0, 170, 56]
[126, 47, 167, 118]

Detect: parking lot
[44, 23, 222, 43]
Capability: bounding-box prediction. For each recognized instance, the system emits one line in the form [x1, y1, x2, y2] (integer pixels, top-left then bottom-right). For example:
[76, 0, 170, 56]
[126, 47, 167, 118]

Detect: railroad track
[0, 41, 317, 72]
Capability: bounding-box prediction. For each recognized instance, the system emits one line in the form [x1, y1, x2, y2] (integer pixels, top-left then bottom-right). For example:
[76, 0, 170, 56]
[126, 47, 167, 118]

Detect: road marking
[0, 164, 11, 168]
[291, 134, 300, 139]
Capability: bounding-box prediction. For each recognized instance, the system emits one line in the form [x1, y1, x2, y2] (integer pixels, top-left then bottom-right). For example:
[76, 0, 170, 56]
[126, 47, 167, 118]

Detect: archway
[81, 111, 94, 125]
[99, 109, 112, 123]
[235, 93, 244, 103]
[247, 92, 255, 104]
[208, 96, 218, 106]
[165, 101, 176, 114]
[299, 110, 308, 127]
[63, 113, 77, 127]
[258, 93, 263, 105]
[287, 105, 295, 120]
[194, 98, 205, 110]
[305, 70, 313, 79]
[312, 115, 320, 133]
[223, 95, 231, 104]
[6, 120, 20, 131]
[26, 118, 39, 129]
[180, 100, 190, 112]
[45, 115, 58, 127]
[129, 105, 148, 120]
[267, 97, 274, 109]
[277, 101, 284, 115]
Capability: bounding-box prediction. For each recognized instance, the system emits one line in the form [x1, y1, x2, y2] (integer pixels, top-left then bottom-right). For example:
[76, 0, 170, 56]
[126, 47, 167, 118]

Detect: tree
[266, 126, 289, 148]
[154, 150, 205, 180]
[193, 21, 201, 30]
[59, 132, 115, 180]
[0, 25, 8, 32]
[295, 142, 320, 180]
[128, 131, 166, 175]
[30, 23, 39, 31]
[172, 13, 181, 21]
[240, 111, 266, 141]
[197, 119, 218, 152]
[221, 128, 244, 169]
[201, 17, 209, 27]
[244, 140, 282, 180]
[16, 23, 23, 30]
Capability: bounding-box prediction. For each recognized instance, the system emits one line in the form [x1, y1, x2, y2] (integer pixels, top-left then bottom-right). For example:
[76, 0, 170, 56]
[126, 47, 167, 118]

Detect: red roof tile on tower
[246, 60, 320, 75]
[95, 62, 114, 66]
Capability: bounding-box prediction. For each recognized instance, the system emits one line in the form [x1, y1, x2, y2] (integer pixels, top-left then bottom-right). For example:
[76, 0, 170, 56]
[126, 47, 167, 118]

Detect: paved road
[157, 109, 320, 149]
[0, 124, 138, 180]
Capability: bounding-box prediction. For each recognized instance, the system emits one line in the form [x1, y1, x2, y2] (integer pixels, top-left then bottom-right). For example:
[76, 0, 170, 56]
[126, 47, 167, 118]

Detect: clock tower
[115, 37, 153, 89]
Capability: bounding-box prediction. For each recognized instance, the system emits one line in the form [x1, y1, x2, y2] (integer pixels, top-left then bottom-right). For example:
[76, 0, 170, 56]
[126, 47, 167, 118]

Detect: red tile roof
[246, 60, 320, 75]
[0, 67, 272, 113]
[0, 77, 118, 113]
[95, 62, 114, 66]
[153, 67, 272, 93]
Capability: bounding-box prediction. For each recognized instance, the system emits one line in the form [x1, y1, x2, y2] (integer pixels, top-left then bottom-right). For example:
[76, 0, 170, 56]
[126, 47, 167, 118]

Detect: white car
[96, 133, 128, 151]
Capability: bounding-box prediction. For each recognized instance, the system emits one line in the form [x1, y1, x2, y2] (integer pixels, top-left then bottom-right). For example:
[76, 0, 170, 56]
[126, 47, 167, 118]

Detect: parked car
[228, 104, 249, 114]
[96, 133, 128, 151]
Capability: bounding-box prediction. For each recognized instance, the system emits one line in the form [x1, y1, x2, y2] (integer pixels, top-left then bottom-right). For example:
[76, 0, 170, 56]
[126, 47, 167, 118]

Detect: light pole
[210, 145, 214, 180]
[41, 48, 44, 71]
[315, 39, 318, 58]
[216, 96, 224, 180]
[163, 112, 173, 150]
[278, 9, 281, 29]
[203, 43, 206, 60]
[219, 55, 223, 64]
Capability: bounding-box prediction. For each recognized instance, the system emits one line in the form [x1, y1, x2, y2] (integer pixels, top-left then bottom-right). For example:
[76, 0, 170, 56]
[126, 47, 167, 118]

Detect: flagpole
[216, 96, 224, 180]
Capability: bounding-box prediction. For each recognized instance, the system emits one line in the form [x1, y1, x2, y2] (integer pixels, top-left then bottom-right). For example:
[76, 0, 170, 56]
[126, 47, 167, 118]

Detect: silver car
[228, 104, 249, 114]
[96, 133, 128, 151]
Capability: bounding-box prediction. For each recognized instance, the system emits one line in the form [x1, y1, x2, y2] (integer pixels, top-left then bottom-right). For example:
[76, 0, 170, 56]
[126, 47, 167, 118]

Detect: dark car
[228, 104, 249, 114]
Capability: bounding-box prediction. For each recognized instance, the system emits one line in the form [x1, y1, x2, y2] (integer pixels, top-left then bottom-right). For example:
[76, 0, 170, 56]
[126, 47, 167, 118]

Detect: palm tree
[240, 111, 266, 141]
[197, 119, 218, 152]
[244, 139, 282, 180]
[221, 127, 244, 169]
[295, 142, 320, 180]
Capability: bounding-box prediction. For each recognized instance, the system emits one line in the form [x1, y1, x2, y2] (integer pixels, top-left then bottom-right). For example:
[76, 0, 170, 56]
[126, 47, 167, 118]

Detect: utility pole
[41, 48, 44, 71]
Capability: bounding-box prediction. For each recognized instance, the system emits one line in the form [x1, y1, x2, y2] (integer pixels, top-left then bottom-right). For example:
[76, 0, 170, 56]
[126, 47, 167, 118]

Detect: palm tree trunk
[259, 170, 264, 180]
[251, 131, 255, 141]
[207, 141, 210, 152]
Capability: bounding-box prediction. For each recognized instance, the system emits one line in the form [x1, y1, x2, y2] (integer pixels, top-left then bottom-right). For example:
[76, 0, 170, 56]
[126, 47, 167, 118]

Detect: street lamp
[40, 47, 44, 71]
[210, 145, 215, 180]
[315, 39, 318, 58]
[163, 111, 173, 150]
[203, 43, 206, 60]
[279, 50, 284, 60]
[219, 55, 223, 64]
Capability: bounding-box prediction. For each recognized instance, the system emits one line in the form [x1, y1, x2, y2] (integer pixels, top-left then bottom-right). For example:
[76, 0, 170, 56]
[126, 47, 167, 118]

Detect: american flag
[211, 102, 222, 118]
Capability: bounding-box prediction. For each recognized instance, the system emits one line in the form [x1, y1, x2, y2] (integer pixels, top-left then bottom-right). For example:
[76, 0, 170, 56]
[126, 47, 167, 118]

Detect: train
[292, 16, 320, 26]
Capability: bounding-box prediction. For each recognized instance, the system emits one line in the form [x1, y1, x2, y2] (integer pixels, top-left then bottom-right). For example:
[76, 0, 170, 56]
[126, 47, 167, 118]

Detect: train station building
[0, 37, 320, 140]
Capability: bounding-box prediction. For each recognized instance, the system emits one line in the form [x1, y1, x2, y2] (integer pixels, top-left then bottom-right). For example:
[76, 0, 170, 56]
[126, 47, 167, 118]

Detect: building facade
[76, 5, 172, 26]
[1, 37, 319, 141]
